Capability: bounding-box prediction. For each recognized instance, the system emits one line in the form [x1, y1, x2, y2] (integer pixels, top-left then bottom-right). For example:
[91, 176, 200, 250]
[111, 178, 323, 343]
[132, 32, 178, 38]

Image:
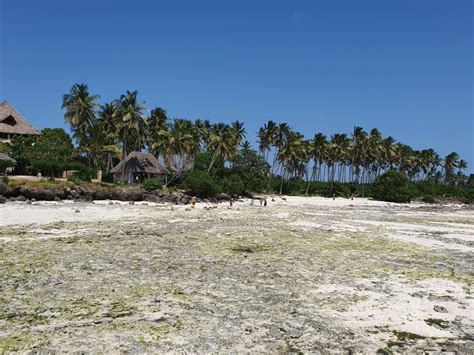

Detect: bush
[0, 159, 15, 174]
[372, 170, 415, 203]
[102, 172, 114, 183]
[31, 160, 62, 177]
[182, 170, 220, 197]
[422, 195, 435, 203]
[240, 172, 267, 193]
[221, 175, 245, 197]
[142, 177, 164, 191]
[67, 166, 95, 182]
[60, 162, 88, 171]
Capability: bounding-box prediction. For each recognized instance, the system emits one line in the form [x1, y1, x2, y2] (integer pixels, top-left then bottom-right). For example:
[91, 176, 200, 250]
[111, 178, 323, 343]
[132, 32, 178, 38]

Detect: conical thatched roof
[0, 101, 41, 135]
[110, 151, 168, 174]
[0, 152, 16, 162]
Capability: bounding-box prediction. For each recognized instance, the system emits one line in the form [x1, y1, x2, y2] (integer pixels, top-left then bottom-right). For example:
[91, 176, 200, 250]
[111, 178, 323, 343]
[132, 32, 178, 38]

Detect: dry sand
[0, 196, 473, 352]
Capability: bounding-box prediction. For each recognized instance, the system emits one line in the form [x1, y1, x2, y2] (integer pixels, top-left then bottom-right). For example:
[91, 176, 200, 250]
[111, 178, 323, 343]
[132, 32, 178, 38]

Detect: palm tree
[443, 152, 459, 185]
[312, 133, 328, 182]
[98, 102, 119, 172]
[240, 140, 252, 151]
[277, 130, 306, 194]
[147, 107, 168, 159]
[350, 127, 367, 184]
[207, 123, 237, 174]
[161, 119, 199, 181]
[115, 90, 147, 160]
[62, 83, 100, 147]
[258, 120, 277, 162]
[327, 133, 349, 196]
[456, 158, 467, 186]
[231, 120, 246, 147]
[81, 119, 121, 169]
[257, 127, 270, 158]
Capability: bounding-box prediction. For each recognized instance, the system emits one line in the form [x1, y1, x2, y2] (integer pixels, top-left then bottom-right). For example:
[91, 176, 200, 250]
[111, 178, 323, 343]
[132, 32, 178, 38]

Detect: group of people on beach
[190, 196, 269, 209]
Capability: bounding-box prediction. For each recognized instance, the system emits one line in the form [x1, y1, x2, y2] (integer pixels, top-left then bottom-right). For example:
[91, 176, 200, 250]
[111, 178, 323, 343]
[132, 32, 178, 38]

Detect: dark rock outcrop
[0, 182, 191, 204]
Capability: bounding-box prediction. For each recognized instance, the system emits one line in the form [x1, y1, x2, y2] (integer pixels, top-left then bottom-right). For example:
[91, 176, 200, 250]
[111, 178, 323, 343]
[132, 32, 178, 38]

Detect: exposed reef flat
[0, 197, 472, 352]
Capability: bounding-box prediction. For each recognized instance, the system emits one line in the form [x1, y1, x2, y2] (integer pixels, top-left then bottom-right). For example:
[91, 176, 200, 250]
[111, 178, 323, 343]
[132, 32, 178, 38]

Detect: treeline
[61, 83, 469, 188]
[2, 82, 471, 201]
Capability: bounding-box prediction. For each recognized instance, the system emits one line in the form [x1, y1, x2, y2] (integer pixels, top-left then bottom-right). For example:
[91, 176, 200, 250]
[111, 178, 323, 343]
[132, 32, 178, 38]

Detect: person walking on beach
[191, 196, 197, 208]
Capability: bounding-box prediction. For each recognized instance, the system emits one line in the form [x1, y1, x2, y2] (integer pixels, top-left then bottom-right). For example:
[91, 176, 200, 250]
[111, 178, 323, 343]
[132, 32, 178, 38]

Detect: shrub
[240, 172, 267, 193]
[142, 177, 164, 191]
[221, 175, 245, 197]
[101, 172, 114, 183]
[0, 159, 15, 174]
[372, 170, 415, 203]
[67, 166, 95, 182]
[31, 160, 62, 177]
[60, 162, 88, 171]
[182, 170, 220, 197]
[422, 195, 435, 203]
[1, 176, 9, 184]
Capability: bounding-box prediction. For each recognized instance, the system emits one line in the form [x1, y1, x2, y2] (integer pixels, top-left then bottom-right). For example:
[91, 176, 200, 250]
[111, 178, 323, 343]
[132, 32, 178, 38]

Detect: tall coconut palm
[147, 107, 168, 158]
[312, 133, 328, 182]
[257, 127, 270, 158]
[260, 120, 277, 162]
[81, 119, 121, 169]
[350, 127, 367, 184]
[98, 102, 119, 172]
[277, 130, 306, 194]
[62, 83, 100, 147]
[207, 123, 237, 174]
[161, 119, 198, 181]
[115, 90, 147, 160]
[443, 152, 459, 185]
[231, 121, 246, 147]
[327, 133, 349, 196]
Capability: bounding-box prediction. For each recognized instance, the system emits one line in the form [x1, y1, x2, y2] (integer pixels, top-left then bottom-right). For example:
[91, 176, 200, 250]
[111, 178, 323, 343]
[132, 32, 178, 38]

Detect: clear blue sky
[1, 0, 473, 170]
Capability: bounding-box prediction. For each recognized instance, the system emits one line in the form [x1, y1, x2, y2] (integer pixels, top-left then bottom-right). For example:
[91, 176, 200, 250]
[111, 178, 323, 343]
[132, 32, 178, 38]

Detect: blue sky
[1, 0, 473, 170]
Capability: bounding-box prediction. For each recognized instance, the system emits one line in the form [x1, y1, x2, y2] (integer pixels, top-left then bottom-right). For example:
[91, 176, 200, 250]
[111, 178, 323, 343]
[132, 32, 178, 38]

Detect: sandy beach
[0, 196, 473, 352]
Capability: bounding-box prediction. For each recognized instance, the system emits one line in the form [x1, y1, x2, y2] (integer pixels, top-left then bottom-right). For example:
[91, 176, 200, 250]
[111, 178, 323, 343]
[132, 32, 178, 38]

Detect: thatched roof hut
[110, 151, 167, 183]
[0, 153, 15, 163]
[0, 101, 41, 138]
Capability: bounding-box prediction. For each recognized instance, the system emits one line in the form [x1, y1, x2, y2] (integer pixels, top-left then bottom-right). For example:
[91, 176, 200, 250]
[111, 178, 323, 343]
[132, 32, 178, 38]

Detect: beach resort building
[0, 101, 41, 144]
[110, 151, 168, 183]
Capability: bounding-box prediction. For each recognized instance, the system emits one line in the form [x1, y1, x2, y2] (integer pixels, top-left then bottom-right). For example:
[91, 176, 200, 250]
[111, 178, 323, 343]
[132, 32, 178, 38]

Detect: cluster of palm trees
[257, 121, 469, 191]
[62, 83, 246, 180]
[62, 83, 468, 187]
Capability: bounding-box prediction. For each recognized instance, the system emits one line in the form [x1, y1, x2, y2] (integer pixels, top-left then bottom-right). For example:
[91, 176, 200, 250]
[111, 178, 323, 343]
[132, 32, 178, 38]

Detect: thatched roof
[0, 101, 41, 135]
[0, 152, 15, 162]
[110, 151, 168, 175]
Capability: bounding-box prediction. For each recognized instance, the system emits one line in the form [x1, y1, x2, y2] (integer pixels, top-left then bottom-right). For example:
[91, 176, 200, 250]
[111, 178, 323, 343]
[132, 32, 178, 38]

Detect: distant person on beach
[191, 196, 197, 208]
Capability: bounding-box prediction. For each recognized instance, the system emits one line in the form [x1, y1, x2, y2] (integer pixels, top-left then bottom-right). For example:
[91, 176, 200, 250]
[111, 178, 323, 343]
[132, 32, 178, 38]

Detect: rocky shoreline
[0, 182, 232, 205]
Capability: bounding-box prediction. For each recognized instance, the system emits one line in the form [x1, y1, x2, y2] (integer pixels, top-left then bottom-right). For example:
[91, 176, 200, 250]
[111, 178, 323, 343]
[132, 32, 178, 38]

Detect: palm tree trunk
[305, 165, 316, 196]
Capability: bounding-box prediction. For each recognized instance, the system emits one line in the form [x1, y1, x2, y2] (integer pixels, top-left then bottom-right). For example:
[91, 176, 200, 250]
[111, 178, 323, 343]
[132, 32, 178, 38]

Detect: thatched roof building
[0, 152, 15, 162]
[0, 101, 41, 143]
[110, 151, 168, 183]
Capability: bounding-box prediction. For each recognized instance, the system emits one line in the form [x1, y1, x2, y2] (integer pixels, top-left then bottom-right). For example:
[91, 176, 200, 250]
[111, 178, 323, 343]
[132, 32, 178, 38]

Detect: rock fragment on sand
[433, 305, 448, 313]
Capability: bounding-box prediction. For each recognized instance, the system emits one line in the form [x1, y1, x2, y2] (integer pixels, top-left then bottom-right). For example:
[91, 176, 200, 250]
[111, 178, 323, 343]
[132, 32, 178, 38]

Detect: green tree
[62, 83, 100, 147]
[115, 90, 147, 160]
